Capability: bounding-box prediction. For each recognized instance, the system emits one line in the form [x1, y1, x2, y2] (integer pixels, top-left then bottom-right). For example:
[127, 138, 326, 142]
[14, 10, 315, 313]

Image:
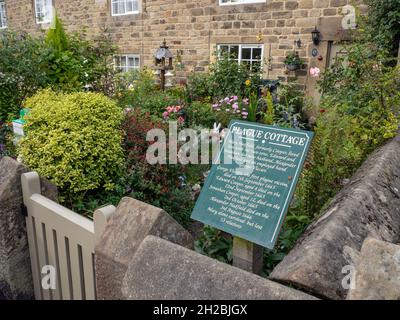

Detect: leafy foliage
[363, 0, 400, 58]
[0, 22, 117, 121]
[122, 109, 193, 226]
[0, 121, 15, 159]
[0, 32, 48, 121]
[19, 90, 124, 205]
[195, 226, 233, 263]
[186, 52, 263, 102]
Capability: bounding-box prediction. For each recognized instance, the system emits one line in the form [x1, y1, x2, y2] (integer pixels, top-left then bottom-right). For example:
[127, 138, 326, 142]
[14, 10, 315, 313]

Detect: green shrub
[299, 41, 400, 217]
[185, 101, 216, 128]
[122, 109, 193, 226]
[185, 52, 263, 103]
[44, 17, 117, 93]
[114, 68, 156, 108]
[0, 22, 117, 121]
[363, 0, 400, 58]
[0, 32, 48, 120]
[0, 121, 16, 159]
[209, 52, 263, 99]
[186, 72, 213, 102]
[19, 90, 124, 203]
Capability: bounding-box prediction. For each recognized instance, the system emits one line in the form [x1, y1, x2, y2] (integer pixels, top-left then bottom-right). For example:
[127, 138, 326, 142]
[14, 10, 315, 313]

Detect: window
[111, 0, 139, 16]
[219, 0, 265, 5]
[0, 1, 7, 29]
[35, 0, 53, 24]
[217, 44, 263, 70]
[114, 54, 140, 72]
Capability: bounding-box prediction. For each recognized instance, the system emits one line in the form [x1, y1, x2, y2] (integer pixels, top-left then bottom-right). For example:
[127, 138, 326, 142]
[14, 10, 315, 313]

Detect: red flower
[319, 109, 326, 113]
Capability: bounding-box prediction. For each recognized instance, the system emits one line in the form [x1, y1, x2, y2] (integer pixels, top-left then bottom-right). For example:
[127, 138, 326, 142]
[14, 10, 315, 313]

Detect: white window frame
[34, 0, 53, 24]
[111, 0, 139, 16]
[217, 44, 264, 70]
[114, 54, 141, 73]
[219, 0, 265, 6]
[0, 1, 7, 29]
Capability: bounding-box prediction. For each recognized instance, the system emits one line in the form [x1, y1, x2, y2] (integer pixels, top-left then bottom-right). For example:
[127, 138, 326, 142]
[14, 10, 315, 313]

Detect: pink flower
[232, 96, 238, 101]
[232, 103, 239, 110]
[163, 111, 169, 118]
[167, 106, 174, 113]
[174, 106, 181, 112]
[178, 116, 185, 123]
[242, 111, 248, 116]
[310, 67, 321, 78]
[212, 104, 219, 108]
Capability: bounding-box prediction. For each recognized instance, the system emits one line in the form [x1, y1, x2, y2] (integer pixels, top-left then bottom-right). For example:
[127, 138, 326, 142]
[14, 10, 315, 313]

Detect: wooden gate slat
[25, 215, 43, 300]
[33, 218, 51, 300]
[44, 227, 61, 300]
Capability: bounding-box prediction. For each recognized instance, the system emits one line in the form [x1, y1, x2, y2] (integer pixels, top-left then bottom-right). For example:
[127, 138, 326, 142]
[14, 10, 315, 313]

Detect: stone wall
[3, 0, 366, 92]
[0, 157, 57, 300]
[270, 133, 400, 300]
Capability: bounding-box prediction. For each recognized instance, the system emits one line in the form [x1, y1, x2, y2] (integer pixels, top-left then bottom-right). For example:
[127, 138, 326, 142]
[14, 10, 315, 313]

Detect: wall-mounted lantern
[154, 39, 174, 90]
[311, 26, 321, 46]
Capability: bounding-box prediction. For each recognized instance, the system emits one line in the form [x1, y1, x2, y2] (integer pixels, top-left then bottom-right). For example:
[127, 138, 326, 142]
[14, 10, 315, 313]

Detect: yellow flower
[245, 79, 251, 87]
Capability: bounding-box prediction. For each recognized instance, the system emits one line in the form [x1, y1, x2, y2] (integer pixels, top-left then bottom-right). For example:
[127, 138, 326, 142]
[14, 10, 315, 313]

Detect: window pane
[112, 2, 118, 15]
[121, 0, 126, 14]
[128, 57, 135, 67]
[121, 56, 127, 68]
[132, 0, 138, 12]
[219, 45, 229, 53]
[241, 48, 251, 60]
[134, 57, 140, 67]
[127, 0, 138, 12]
[230, 45, 239, 59]
[0, 2, 6, 28]
[44, 0, 53, 22]
[252, 48, 262, 60]
[114, 56, 121, 66]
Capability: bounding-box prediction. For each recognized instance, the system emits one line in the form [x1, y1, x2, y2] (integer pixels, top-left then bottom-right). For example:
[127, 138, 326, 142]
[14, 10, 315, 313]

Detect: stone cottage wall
[4, 0, 366, 93]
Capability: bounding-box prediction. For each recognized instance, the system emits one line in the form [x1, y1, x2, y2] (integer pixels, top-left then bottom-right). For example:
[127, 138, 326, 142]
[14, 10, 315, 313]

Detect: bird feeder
[154, 39, 174, 90]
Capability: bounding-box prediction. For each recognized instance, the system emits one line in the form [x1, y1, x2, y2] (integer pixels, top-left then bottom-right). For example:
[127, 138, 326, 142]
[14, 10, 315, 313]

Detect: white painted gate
[21, 172, 115, 300]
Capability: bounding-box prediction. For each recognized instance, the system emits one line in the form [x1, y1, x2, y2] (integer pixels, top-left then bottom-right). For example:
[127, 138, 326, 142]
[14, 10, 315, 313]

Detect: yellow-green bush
[20, 90, 124, 199]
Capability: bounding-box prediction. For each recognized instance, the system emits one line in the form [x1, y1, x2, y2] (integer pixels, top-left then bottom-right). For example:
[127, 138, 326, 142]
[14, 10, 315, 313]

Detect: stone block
[95, 197, 194, 300]
[0, 157, 58, 300]
[347, 238, 400, 300]
[122, 236, 317, 300]
[270, 134, 400, 300]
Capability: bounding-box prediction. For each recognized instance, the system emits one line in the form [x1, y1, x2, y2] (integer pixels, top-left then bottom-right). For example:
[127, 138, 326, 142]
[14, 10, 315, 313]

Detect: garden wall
[270, 133, 400, 300]
[0, 157, 58, 300]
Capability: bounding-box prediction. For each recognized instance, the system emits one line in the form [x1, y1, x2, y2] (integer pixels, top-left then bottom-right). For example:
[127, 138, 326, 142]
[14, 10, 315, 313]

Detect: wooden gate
[21, 172, 114, 300]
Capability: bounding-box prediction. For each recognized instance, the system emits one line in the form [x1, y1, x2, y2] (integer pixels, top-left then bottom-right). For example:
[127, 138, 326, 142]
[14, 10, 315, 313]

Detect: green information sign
[191, 120, 314, 249]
